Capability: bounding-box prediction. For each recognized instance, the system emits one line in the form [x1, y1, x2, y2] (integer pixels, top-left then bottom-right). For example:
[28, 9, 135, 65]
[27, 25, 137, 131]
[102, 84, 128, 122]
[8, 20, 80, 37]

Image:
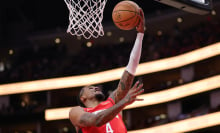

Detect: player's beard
[95, 93, 105, 101]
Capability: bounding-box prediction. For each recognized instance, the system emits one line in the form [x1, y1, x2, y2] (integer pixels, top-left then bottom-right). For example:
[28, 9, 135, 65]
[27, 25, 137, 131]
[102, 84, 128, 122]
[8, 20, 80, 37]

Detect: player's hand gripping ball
[112, 0, 141, 30]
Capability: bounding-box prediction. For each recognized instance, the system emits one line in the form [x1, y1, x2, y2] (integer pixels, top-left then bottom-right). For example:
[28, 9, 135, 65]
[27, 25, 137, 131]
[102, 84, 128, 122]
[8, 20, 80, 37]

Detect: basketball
[112, 1, 140, 30]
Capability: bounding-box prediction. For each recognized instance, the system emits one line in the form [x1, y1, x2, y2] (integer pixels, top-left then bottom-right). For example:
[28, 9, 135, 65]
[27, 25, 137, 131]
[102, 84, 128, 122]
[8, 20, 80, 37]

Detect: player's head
[77, 85, 105, 107]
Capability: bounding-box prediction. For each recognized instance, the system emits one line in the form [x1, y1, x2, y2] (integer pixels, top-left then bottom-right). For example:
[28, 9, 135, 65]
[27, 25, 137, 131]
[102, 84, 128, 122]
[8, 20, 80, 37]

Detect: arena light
[0, 42, 220, 95]
[9, 49, 14, 55]
[125, 75, 220, 109]
[128, 111, 220, 133]
[45, 107, 72, 121]
[44, 75, 220, 120]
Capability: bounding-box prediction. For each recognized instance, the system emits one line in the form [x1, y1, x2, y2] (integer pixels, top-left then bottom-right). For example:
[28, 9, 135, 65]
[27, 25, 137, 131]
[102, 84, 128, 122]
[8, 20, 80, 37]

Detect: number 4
[106, 122, 114, 133]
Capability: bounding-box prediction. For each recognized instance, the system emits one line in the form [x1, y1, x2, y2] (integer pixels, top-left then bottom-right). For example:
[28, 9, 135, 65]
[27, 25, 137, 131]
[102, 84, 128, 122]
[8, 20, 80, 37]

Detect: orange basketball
[112, 1, 140, 30]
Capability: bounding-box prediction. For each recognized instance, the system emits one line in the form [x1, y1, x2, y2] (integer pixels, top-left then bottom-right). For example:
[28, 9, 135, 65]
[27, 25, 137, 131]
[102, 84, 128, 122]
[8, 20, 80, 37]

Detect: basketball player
[69, 9, 145, 133]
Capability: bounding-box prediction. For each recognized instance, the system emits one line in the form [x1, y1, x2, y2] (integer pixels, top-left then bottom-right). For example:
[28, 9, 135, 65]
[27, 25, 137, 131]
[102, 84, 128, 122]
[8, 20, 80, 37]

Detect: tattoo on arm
[79, 105, 125, 127]
[79, 113, 95, 127]
[73, 98, 128, 127]
[120, 82, 126, 90]
[95, 99, 127, 126]
[111, 71, 134, 103]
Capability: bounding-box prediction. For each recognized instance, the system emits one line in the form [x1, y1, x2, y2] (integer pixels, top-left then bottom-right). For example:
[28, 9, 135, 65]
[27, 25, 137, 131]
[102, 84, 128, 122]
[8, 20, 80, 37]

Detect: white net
[64, 0, 107, 39]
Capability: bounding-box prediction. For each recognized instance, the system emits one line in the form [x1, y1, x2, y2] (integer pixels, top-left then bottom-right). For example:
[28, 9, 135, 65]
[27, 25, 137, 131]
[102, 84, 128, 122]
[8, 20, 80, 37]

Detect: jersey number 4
[106, 122, 113, 133]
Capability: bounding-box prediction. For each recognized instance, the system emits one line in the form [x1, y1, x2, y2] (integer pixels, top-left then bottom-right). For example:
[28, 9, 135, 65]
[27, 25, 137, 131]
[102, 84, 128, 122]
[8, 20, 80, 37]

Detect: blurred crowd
[0, 21, 220, 84]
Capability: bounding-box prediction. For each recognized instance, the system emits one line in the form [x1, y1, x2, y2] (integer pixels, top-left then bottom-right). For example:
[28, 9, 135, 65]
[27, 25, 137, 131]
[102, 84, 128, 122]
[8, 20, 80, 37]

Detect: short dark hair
[77, 87, 86, 107]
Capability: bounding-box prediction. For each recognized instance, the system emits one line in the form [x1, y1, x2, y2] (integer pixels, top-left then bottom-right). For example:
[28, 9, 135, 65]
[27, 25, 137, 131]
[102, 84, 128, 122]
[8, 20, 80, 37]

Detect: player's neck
[85, 100, 102, 108]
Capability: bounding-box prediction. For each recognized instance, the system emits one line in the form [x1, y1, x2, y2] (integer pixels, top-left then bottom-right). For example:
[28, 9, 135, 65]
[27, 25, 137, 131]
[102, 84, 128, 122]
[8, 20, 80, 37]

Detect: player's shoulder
[69, 106, 87, 128]
[69, 106, 85, 116]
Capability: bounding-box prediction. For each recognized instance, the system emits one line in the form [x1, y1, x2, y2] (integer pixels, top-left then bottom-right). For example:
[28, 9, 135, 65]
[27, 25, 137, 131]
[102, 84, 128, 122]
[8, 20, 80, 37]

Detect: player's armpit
[109, 70, 134, 104]
[69, 106, 97, 127]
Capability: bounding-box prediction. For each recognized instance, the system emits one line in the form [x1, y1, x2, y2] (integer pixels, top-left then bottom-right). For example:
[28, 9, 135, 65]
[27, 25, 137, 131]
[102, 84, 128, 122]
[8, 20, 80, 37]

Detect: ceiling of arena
[0, 0, 170, 33]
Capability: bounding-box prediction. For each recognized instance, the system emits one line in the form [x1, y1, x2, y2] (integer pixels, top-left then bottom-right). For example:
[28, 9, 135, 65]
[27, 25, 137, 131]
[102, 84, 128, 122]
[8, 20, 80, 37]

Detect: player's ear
[80, 96, 86, 103]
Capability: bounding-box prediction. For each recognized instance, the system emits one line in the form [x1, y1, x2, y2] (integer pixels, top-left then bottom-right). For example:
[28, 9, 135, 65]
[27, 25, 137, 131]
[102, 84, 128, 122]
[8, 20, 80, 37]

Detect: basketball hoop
[64, 0, 107, 39]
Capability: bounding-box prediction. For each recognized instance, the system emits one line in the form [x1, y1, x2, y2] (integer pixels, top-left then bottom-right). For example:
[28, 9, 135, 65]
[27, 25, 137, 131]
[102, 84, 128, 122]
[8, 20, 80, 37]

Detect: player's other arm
[69, 83, 144, 128]
[69, 104, 128, 128]
[109, 9, 145, 104]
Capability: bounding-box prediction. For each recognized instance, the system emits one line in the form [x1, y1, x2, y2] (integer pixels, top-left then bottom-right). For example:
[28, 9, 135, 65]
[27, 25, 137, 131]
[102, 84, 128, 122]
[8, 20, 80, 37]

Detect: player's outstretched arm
[69, 81, 144, 128]
[109, 9, 145, 104]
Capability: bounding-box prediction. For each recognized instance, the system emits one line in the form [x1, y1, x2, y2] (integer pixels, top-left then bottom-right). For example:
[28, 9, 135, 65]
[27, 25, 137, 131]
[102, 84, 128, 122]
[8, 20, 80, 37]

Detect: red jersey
[81, 97, 127, 133]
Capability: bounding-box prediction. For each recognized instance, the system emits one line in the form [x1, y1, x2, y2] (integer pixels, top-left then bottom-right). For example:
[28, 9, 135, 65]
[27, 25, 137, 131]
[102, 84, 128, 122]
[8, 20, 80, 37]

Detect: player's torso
[81, 98, 127, 133]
